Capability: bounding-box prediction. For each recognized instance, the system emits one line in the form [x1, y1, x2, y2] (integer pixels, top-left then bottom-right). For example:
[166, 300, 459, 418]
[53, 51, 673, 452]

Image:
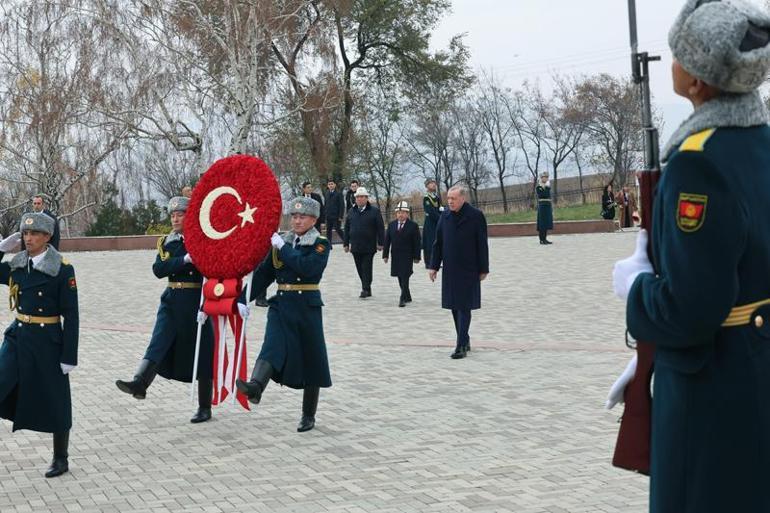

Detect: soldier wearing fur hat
[383, 201, 421, 307]
[0, 213, 78, 478]
[115, 196, 215, 424]
[536, 172, 553, 245]
[610, 2, 770, 511]
[422, 178, 443, 266]
[236, 196, 332, 432]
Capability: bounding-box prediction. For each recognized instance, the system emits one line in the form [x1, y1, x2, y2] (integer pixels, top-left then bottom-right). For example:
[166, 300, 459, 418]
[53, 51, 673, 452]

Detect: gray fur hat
[288, 196, 320, 218]
[168, 196, 189, 213]
[669, 0, 770, 93]
[20, 212, 55, 235]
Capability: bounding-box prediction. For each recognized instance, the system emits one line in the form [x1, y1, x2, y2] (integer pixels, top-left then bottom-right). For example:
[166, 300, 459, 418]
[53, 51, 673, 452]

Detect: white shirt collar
[30, 248, 48, 268]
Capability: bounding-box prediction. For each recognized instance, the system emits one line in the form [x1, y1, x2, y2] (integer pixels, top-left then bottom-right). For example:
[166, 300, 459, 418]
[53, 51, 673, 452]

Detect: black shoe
[359, 291, 367, 298]
[190, 408, 212, 423]
[191, 379, 213, 423]
[405, 297, 412, 303]
[364, 290, 372, 298]
[45, 458, 68, 478]
[543, 240, 553, 245]
[235, 359, 273, 404]
[116, 359, 157, 399]
[297, 416, 315, 432]
[398, 299, 406, 307]
[450, 347, 467, 359]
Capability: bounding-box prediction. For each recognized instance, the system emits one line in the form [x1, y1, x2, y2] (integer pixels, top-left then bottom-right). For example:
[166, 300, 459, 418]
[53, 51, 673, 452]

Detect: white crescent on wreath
[199, 186, 259, 241]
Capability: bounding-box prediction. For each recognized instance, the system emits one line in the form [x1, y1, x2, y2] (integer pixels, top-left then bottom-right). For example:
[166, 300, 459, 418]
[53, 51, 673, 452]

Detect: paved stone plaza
[0, 231, 650, 513]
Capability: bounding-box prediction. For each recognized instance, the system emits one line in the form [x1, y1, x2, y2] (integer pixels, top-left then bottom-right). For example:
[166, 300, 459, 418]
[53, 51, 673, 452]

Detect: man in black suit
[302, 181, 325, 231]
[343, 187, 384, 298]
[345, 179, 359, 213]
[383, 201, 421, 307]
[323, 179, 345, 244]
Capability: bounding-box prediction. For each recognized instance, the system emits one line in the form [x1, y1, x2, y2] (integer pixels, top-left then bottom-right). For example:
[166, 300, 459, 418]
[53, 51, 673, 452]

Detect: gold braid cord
[272, 247, 284, 269]
[8, 277, 19, 312]
[425, 194, 438, 208]
[157, 236, 170, 261]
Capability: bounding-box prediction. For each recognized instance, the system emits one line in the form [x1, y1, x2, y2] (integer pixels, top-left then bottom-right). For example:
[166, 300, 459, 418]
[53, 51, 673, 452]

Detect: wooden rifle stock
[612, 169, 660, 475]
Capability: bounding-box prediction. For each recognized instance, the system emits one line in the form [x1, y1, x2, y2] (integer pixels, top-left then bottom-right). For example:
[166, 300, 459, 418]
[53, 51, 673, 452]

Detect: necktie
[27, 259, 33, 274]
[398, 222, 403, 231]
[294, 236, 300, 248]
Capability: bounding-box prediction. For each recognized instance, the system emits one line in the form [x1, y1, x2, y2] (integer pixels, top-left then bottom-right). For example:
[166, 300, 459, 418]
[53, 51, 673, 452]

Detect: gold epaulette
[61, 257, 70, 266]
[157, 236, 170, 261]
[680, 128, 716, 152]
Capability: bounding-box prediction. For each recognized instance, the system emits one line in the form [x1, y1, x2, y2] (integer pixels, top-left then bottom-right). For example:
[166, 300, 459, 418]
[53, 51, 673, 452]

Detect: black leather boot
[116, 359, 157, 399]
[235, 359, 273, 404]
[45, 431, 69, 478]
[297, 387, 319, 432]
[450, 344, 467, 359]
[190, 379, 212, 423]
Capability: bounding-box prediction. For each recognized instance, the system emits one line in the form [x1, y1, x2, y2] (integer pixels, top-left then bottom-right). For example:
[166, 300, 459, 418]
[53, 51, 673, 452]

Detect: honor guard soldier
[536, 172, 553, 244]
[0, 213, 78, 477]
[611, 1, 770, 511]
[383, 201, 421, 307]
[422, 178, 443, 266]
[116, 196, 215, 423]
[236, 196, 332, 432]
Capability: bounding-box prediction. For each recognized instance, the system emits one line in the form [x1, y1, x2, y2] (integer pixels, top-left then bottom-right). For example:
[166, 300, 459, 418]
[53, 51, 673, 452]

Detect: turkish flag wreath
[184, 155, 282, 409]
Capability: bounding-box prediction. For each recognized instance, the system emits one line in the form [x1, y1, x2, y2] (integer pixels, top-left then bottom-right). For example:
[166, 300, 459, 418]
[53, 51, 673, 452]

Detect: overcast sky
[431, 0, 766, 142]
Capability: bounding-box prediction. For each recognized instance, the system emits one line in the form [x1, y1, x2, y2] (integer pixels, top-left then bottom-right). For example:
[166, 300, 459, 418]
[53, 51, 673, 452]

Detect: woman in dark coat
[536, 172, 554, 244]
[383, 201, 422, 307]
[601, 184, 617, 220]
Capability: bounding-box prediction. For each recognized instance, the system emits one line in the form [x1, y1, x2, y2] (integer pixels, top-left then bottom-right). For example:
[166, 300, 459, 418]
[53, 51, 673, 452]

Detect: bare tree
[477, 72, 516, 212]
[453, 100, 491, 205]
[509, 83, 546, 203]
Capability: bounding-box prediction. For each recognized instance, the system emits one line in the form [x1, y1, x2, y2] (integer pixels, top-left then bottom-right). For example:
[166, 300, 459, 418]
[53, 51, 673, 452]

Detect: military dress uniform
[422, 183, 442, 267]
[116, 197, 215, 424]
[619, 2, 770, 511]
[536, 176, 553, 244]
[236, 197, 332, 432]
[0, 213, 78, 478]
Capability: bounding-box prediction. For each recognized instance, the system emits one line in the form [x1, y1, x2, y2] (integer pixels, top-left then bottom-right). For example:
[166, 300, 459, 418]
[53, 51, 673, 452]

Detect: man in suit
[302, 181, 325, 231]
[20, 195, 61, 251]
[115, 196, 215, 424]
[323, 179, 345, 244]
[345, 179, 359, 213]
[383, 201, 421, 307]
[422, 179, 442, 267]
[343, 187, 384, 298]
[0, 213, 78, 478]
[429, 185, 489, 359]
[611, 2, 770, 511]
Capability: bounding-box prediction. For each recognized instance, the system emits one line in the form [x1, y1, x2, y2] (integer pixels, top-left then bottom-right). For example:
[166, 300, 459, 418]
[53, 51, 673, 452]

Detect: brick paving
[0, 231, 649, 512]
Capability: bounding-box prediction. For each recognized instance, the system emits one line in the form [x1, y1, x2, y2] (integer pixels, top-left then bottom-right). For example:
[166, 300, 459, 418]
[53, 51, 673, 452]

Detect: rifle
[612, 0, 661, 475]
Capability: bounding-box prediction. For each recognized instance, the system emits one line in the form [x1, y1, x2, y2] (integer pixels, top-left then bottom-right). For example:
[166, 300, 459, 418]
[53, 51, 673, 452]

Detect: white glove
[183, 253, 193, 264]
[0, 232, 21, 252]
[605, 354, 638, 410]
[439, 206, 445, 212]
[271, 232, 285, 250]
[238, 302, 250, 320]
[196, 311, 208, 324]
[61, 363, 76, 375]
[612, 229, 653, 300]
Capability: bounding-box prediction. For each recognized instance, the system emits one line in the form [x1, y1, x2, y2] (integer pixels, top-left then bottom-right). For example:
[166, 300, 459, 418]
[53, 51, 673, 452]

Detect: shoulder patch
[677, 193, 708, 232]
[315, 243, 327, 254]
[68, 276, 77, 290]
[679, 128, 716, 152]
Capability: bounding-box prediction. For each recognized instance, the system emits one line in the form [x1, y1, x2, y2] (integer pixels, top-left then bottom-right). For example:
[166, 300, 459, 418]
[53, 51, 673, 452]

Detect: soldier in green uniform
[236, 196, 332, 432]
[0, 213, 78, 478]
[611, 1, 770, 511]
[115, 197, 215, 424]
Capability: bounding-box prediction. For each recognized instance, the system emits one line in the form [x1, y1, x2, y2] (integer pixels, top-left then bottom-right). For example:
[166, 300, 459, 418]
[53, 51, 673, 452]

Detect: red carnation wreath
[184, 154, 282, 279]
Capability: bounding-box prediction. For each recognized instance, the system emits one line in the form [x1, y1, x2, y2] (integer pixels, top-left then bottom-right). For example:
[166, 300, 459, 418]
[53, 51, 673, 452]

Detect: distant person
[345, 179, 359, 212]
[343, 187, 384, 298]
[383, 201, 421, 307]
[302, 181, 325, 231]
[422, 178, 443, 267]
[323, 179, 345, 244]
[616, 185, 637, 229]
[536, 172, 553, 245]
[428, 185, 489, 359]
[181, 186, 193, 198]
[601, 184, 617, 220]
[21, 195, 60, 250]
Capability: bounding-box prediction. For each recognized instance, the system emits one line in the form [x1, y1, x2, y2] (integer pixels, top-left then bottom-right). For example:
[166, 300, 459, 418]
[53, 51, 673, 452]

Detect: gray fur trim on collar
[662, 91, 769, 162]
[165, 231, 183, 245]
[9, 246, 63, 277]
[282, 228, 321, 246]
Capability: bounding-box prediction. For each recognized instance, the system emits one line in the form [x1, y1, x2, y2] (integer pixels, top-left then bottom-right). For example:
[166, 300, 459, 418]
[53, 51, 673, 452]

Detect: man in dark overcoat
[611, 2, 770, 511]
[343, 187, 385, 298]
[0, 213, 78, 478]
[383, 201, 421, 307]
[236, 196, 332, 432]
[116, 196, 215, 424]
[422, 178, 442, 266]
[323, 179, 345, 243]
[428, 185, 489, 359]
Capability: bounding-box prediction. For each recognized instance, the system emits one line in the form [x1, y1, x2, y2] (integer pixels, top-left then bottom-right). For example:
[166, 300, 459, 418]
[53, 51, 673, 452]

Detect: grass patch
[486, 203, 605, 224]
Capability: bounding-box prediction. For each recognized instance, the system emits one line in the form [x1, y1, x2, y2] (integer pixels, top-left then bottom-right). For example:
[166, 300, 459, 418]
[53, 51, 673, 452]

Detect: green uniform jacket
[244, 229, 332, 389]
[627, 127, 770, 513]
[0, 247, 78, 433]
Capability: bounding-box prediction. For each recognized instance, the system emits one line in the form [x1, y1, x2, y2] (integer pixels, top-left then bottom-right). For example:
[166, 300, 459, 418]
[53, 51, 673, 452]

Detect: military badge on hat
[288, 196, 321, 218]
[19, 212, 55, 235]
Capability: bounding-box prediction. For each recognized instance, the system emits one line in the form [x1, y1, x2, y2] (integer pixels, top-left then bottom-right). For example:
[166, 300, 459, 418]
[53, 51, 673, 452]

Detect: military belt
[16, 313, 60, 325]
[722, 299, 770, 328]
[538, 199, 552, 203]
[168, 281, 202, 289]
[277, 284, 320, 292]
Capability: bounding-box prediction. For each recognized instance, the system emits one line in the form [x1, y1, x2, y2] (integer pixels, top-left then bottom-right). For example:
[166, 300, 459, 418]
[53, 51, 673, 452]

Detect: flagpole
[232, 271, 255, 404]
[190, 277, 208, 403]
